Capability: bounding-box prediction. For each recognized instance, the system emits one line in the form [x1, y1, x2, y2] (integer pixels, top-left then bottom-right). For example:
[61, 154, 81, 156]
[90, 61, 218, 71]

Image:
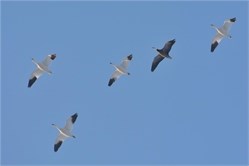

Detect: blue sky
[1, 1, 248, 165]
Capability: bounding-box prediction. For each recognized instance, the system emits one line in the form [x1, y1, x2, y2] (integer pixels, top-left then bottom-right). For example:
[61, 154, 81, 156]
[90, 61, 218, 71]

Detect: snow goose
[52, 113, 78, 152]
[211, 17, 236, 52]
[151, 39, 176, 72]
[28, 54, 56, 88]
[108, 54, 133, 86]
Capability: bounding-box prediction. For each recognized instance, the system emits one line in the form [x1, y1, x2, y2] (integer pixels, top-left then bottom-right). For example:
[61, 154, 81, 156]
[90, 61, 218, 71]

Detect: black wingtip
[50, 54, 56, 60]
[127, 54, 133, 60]
[108, 78, 115, 86]
[211, 41, 219, 52]
[28, 77, 37, 88]
[151, 66, 156, 72]
[71, 113, 78, 124]
[54, 140, 63, 152]
[170, 39, 176, 43]
[230, 17, 236, 22]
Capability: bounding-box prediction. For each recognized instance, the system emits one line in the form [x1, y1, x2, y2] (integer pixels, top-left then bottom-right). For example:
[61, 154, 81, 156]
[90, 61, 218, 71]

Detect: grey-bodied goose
[151, 39, 176, 72]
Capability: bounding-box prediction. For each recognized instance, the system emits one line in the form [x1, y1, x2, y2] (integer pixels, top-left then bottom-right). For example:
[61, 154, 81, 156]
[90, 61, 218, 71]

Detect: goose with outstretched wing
[28, 54, 56, 88]
[151, 39, 176, 72]
[108, 54, 133, 86]
[211, 17, 236, 52]
[52, 113, 78, 152]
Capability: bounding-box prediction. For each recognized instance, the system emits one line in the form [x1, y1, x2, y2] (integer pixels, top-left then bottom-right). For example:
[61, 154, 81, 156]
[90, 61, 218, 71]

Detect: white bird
[52, 113, 78, 152]
[108, 54, 133, 86]
[28, 54, 56, 88]
[211, 17, 236, 52]
[151, 39, 176, 72]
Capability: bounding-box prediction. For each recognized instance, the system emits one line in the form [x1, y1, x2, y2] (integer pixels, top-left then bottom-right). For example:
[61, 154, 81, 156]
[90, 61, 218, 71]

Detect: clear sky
[1, 1, 248, 165]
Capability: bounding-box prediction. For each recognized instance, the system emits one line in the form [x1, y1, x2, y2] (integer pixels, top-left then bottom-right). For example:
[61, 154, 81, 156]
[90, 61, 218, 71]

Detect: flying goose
[211, 17, 236, 52]
[52, 113, 78, 152]
[108, 54, 133, 86]
[28, 54, 56, 88]
[151, 39, 176, 72]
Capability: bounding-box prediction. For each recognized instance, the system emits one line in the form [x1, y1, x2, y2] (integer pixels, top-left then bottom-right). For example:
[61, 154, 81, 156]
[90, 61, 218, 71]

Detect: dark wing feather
[71, 113, 78, 124]
[108, 78, 116, 86]
[54, 140, 63, 152]
[151, 54, 165, 72]
[64, 113, 78, 131]
[108, 70, 120, 87]
[211, 41, 219, 52]
[42, 54, 56, 66]
[28, 76, 37, 88]
[211, 33, 223, 53]
[50, 54, 56, 60]
[162, 39, 176, 54]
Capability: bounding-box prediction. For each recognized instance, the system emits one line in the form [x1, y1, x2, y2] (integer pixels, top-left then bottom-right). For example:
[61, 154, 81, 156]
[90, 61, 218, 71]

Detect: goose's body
[108, 54, 132, 86]
[28, 54, 56, 88]
[52, 113, 78, 152]
[151, 39, 176, 72]
[211, 17, 236, 52]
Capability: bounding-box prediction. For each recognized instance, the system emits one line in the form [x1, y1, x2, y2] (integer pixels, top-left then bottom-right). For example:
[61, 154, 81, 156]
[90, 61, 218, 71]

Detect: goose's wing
[162, 39, 176, 54]
[120, 54, 133, 70]
[108, 70, 122, 86]
[211, 33, 223, 52]
[54, 133, 67, 152]
[151, 54, 165, 72]
[64, 113, 78, 131]
[42, 54, 56, 67]
[222, 17, 236, 33]
[28, 68, 44, 88]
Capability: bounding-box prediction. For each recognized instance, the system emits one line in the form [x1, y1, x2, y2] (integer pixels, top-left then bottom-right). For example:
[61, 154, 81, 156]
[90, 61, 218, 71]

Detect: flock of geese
[27, 17, 236, 152]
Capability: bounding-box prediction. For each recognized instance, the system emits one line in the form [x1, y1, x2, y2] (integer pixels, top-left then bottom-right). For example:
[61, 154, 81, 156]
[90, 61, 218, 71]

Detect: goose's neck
[211, 24, 225, 36]
[211, 24, 217, 28]
[52, 124, 61, 131]
[211, 24, 219, 31]
[32, 58, 38, 66]
[32, 58, 43, 70]
[110, 63, 118, 70]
